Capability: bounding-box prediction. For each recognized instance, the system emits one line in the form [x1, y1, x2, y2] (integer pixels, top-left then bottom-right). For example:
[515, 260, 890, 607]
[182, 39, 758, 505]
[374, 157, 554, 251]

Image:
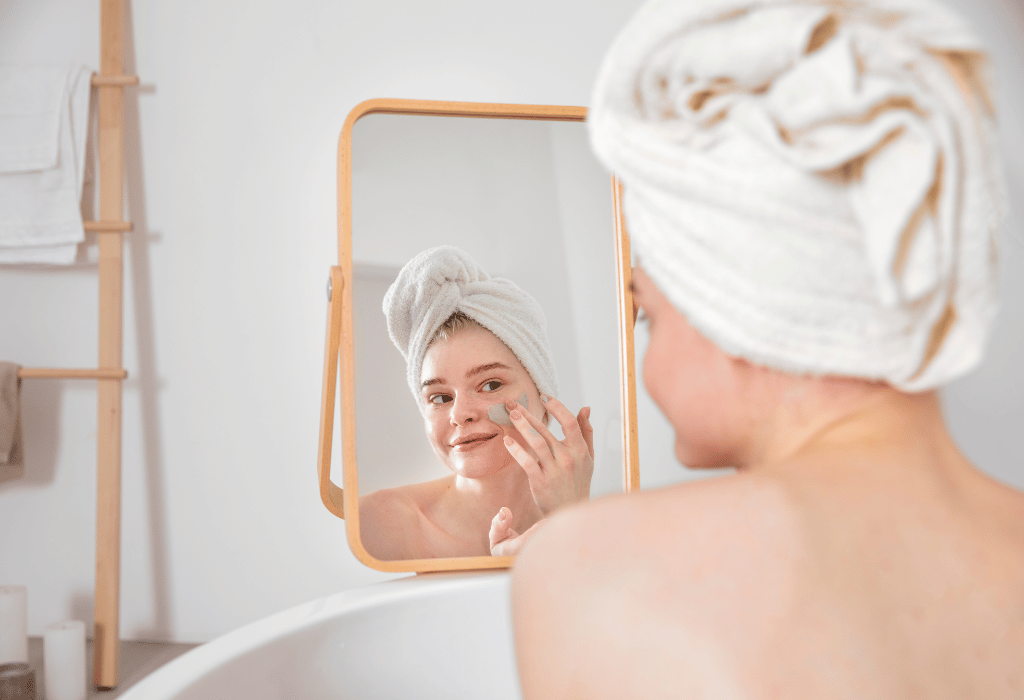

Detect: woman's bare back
[513, 445, 1024, 699]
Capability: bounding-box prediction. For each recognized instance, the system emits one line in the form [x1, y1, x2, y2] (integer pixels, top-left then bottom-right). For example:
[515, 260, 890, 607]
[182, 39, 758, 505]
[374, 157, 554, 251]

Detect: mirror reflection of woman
[359, 246, 593, 560]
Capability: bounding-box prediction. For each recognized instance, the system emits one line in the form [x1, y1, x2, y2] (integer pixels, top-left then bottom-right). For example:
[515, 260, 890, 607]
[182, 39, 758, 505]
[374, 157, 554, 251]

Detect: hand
[489, 507, 543, 557]
[503, 395, 594, 516]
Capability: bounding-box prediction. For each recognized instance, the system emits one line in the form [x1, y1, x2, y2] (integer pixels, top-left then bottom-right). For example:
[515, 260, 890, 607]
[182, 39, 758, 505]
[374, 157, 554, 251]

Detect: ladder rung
[84, 221, 132, 233]
[91, 74, 140, 87]
[17, 368, 128, 380]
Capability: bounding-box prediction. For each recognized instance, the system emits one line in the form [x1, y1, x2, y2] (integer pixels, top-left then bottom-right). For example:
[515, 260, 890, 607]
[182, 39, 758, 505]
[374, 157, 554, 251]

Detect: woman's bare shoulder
[512, 473, 802, 699]
[525, 472, 801, 563]
[519, 472, 801, 575]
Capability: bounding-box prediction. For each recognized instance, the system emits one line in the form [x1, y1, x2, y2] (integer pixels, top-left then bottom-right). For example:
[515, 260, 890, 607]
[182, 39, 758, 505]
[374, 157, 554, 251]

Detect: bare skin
[513, 267, 1024, 699]
[360, 324, 593, 561]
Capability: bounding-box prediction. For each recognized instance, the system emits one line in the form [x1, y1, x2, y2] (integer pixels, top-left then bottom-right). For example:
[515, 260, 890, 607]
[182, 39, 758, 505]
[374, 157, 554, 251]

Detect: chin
[451, 446, 512, 479]
[674, 437, 736, 470]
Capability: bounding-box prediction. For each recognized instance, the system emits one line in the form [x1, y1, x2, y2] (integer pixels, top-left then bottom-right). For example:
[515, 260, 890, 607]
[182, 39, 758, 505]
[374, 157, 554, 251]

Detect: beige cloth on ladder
[0, 362, 23, 469]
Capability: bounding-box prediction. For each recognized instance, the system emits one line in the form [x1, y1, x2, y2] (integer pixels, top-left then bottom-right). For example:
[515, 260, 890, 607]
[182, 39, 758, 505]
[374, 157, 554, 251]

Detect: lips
[450, 432, 499, 451]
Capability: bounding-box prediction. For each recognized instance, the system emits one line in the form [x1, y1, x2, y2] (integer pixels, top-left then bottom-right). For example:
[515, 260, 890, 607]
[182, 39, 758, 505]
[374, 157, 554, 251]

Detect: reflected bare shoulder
[359, 488, 419, 561]
[359, 477, 455, 561]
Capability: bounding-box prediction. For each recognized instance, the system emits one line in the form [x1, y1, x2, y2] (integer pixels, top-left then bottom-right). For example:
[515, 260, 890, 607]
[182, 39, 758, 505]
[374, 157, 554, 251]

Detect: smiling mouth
[451, 433, 499, 449]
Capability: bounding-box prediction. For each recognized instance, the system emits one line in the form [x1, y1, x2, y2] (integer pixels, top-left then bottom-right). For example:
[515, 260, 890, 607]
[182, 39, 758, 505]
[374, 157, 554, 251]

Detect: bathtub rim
[117, 570, 513, 699]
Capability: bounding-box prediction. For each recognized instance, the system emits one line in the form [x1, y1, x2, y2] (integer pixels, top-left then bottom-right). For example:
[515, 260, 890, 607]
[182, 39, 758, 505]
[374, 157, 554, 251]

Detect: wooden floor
[27, 637, 200, 699]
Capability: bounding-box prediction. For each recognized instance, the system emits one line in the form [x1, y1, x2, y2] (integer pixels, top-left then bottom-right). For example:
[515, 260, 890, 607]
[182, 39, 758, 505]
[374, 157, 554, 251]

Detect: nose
[450, 392, 486, 426]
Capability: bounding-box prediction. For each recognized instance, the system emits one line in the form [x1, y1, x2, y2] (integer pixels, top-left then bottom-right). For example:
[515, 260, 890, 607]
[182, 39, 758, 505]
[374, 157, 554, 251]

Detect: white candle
[43, 620, 86, 700]
[0, 586, 28, 664]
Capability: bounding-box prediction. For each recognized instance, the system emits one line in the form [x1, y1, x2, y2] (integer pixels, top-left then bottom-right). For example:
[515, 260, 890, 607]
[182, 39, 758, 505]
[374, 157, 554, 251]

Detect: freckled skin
[360, 326, 546, 561]
[512, 267, 1024, 700]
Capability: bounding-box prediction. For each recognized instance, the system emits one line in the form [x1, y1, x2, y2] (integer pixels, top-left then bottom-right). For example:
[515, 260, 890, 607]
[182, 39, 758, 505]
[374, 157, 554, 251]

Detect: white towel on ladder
[0, 65, 92, 264]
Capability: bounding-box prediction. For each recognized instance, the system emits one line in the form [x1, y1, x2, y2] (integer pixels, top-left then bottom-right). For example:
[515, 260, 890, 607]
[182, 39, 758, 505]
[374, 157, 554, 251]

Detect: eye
[429, 393, 453, 405]
[481, 380, 502, 392]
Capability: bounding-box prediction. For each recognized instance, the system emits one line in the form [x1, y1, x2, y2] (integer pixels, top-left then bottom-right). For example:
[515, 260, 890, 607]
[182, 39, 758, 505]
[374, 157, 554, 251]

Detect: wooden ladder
[16, 0, 137, 689]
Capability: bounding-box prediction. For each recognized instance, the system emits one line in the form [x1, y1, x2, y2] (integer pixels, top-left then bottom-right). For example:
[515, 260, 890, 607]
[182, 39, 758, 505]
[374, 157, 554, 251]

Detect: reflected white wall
[348, 116, 621, 498]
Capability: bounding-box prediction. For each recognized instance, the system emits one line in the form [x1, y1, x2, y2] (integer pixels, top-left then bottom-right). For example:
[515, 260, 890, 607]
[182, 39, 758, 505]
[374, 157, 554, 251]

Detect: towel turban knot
[383, 245, 560, 403]
[589, 0, 1005, 389]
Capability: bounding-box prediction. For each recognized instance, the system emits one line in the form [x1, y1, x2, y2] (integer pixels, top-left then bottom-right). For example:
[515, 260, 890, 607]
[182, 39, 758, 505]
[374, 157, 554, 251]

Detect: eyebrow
[467, 362, 512, 377]
[420, 362, 513, 390]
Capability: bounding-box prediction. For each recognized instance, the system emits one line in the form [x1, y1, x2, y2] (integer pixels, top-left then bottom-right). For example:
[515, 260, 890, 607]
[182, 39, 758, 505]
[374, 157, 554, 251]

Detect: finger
[492, 520, 543, 557]
[491, 531, 525, 557]
[489, 507, 519, 549]
[578, 406, 594, 458]
[503, 435, 543, 480]
[539, 395, 588, 452]
[508, 404, 561, 463]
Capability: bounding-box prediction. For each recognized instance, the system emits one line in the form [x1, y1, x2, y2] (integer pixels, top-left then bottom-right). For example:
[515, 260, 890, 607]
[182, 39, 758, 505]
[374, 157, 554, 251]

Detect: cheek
[641, 324, 685, 423]
[499, 385, 545, 432]
[513, 384, 544, 417]
[423, 410, 447, 442]
[641, 322, 740, 467]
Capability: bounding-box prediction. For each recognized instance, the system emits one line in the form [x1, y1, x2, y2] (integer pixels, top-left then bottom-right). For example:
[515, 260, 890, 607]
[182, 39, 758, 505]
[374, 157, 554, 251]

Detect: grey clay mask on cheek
[488, 393, 528, 426]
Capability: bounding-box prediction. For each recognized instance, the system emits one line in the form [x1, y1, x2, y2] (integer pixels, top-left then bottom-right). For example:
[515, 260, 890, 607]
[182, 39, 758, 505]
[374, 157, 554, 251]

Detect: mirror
[320, 99, 637, 573]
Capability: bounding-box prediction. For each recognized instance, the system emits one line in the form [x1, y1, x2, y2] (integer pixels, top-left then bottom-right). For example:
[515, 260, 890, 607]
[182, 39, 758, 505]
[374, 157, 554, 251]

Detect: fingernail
[540, 394, 549, 403]
[510, 410, 521, 420]
[506, 399, 516, 409]
[503, 436, 513, 446]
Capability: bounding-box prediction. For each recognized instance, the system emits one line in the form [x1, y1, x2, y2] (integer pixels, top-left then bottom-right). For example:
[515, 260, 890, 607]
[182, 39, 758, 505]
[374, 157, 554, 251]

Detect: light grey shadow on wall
[121, 2, 174, 641]
[70, 590, 94, 635]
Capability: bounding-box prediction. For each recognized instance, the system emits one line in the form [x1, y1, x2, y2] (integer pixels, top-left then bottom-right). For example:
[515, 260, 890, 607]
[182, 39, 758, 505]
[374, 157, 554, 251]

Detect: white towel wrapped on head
[383, 245, 560, 402]
[588, 0, 1004, 390]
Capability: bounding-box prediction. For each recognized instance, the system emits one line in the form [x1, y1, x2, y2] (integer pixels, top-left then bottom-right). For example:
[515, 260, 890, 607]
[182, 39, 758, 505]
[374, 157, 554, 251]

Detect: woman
[513, 0, 1024, 697]
[359, 246, 594, 560]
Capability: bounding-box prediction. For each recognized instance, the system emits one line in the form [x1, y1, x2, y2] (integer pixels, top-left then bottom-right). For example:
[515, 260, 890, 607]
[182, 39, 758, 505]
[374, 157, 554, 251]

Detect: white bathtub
[120, 571, 522, 700]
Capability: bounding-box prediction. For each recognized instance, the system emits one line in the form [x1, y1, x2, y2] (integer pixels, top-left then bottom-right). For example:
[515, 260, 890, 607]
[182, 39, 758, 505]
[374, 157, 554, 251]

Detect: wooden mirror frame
[316, 98, 639, 573]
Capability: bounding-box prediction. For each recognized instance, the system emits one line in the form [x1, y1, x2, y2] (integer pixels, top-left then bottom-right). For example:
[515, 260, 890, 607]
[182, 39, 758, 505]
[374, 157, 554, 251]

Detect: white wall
[936, 0, 1024, 494]
[0, 0, 647, 643]
[1, 0, 1023, 646]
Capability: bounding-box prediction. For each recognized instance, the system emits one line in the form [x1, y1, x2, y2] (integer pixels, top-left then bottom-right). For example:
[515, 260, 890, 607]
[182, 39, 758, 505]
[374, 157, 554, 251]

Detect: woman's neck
[449, 461, 544, 532]
[741, 380, 962, 478]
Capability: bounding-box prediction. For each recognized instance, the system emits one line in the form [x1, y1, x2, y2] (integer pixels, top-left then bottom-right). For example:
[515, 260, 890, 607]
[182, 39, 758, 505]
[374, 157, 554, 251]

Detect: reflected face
[632, 266, 754, 469]
[420, 325, 545, 479]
